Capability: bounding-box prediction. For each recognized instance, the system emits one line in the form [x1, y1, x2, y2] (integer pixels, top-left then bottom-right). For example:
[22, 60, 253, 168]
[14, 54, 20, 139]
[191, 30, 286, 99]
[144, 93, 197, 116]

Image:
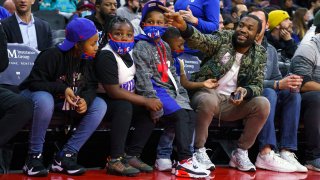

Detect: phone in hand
[231, 91, 241, 100]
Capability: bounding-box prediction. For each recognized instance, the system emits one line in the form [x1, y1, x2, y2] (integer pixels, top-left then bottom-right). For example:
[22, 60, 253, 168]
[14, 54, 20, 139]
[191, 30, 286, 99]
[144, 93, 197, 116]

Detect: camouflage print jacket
[182, 25, 267, 99]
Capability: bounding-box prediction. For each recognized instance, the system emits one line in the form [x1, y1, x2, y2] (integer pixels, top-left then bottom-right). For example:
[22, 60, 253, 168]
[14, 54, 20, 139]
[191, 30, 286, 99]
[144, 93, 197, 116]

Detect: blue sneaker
[305, 158, 320, 172]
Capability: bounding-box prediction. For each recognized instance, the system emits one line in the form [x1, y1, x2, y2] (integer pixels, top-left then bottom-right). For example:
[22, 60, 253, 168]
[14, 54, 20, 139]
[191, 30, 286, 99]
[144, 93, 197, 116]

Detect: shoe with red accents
[175, 158, 210, 178]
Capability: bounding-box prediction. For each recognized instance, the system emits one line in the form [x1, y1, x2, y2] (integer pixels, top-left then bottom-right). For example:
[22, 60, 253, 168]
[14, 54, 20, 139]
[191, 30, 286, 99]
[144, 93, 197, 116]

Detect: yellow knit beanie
[268, 10, 290, 30]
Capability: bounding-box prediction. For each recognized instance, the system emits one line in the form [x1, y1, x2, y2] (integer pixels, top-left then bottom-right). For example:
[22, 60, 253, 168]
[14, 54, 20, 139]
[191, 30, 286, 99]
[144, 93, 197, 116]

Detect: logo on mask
[108, 35, 135, 55]
[143, 26, 167, 40]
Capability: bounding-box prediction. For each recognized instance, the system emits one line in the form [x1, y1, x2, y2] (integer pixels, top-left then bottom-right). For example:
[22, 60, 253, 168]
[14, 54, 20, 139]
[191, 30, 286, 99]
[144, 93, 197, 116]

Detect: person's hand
[203, 79, 219, 89]
[280, 29, 292, 41]
[159, 5, 187, 31]
[76, 98, 87, 114]
[65, 87, 78, 107]
[229, 87, 247, 106]
[279, 74, 303, 90]
[144, 98, 163, 111]
[179, 6, 198, 25]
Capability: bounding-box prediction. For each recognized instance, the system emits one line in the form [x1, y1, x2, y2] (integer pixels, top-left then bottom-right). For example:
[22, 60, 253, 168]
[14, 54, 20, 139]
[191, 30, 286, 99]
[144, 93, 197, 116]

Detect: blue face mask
[172, 50, 184, 58]
[143, 26, 167, 40]
[109, 38, 135, 55]
[81, 52, 94, 60]
[81, 10, 92, 17]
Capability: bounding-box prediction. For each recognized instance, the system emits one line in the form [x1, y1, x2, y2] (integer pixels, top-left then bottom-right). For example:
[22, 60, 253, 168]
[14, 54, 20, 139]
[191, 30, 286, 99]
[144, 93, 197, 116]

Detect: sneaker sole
[23, 166, 48, 177]
[229, 160, 256, 172]
[255, 161, 296, 173]
[175, 169, 209, 178]
[295, 166, 308, 173]
[106, 168, 140, 177]
[155, 164, 172, 172]
[305, 164, 320, 172]
[50, 165, 86, 176]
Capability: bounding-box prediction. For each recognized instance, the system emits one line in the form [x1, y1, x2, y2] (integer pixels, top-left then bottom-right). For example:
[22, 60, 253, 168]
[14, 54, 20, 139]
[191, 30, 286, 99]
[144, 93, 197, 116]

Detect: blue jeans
[258, 88, 301, 151]
[20, 90, 107, 154]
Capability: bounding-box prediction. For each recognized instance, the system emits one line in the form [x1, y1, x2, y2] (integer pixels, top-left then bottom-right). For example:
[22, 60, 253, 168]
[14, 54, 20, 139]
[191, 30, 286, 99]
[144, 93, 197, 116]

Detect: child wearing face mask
[133, 1, 210, 178]
[95, 16, 162, 176]
[19, 18, 107, 177]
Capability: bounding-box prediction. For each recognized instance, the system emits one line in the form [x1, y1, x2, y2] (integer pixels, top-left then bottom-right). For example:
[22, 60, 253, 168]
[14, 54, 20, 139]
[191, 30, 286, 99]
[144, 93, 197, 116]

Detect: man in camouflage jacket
[163, 9, 270, 171]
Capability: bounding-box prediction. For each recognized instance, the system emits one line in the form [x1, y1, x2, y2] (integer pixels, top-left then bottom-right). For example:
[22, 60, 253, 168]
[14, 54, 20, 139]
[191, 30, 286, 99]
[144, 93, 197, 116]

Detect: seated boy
[133, 1, 210, 178]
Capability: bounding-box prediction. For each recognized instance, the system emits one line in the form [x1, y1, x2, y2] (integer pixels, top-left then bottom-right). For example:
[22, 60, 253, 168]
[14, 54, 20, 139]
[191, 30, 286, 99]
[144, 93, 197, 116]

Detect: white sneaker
[194, 147, 216, 170]
[255, 150, 297, 172]
[229, 148, 256, 172]
[175, 158, 210, 178]
[280, 151, 308, 172]
[155, 158, 172, 171]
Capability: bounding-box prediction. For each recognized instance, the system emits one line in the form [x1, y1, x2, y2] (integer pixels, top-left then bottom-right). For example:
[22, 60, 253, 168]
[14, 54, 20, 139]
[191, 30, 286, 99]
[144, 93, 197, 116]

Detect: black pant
[0, 87, 33, 147]
[301, 91, 320, 160]
[161, 109, 195, 161]
[104, 98, 155, 158]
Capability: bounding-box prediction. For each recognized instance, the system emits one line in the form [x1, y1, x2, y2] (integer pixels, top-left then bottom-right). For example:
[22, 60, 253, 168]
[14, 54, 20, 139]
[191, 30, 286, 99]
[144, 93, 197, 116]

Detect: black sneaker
[23, 153, 48, 177]
[125, 156, 153, 173]
[106, 157, 140, 176]
[50, 151, 85, 175]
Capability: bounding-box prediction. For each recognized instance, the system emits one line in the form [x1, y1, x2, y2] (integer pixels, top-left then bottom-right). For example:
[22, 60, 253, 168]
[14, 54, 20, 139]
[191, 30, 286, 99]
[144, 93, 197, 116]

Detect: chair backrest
[52, 37, 65, 46]
[52, 29, 66, 39]
[33, 10, 67, 30]
[0, 43, 39, 86]
[179, 53, 201, 80]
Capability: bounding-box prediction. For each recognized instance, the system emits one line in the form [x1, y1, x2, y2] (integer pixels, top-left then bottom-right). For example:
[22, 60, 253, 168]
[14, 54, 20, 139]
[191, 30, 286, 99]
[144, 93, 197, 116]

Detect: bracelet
[276, 80, 280, 90]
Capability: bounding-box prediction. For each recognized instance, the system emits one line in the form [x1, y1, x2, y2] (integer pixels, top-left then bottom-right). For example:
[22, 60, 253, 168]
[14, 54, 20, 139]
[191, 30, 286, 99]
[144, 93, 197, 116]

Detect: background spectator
[266, 10, 297, 60]
[0, 5, 10, 20]
[3, 0, 15, 14]
[70, 0, 95, 20]
[301, 8, 320, 44]
[281, 0, 296, 17]
[231, 3, 247, 24]
[307, 0, 320, 21]
[39, 0, 78, 19]
[174, 0, 220, 59]
[117, 0, 140, 21]
[222, 13, 236, 30]
[1, 0, 52, 51]
[86, 0, 117, 33]
[175, 0, 220, 34]
[292, 7, 309, 43]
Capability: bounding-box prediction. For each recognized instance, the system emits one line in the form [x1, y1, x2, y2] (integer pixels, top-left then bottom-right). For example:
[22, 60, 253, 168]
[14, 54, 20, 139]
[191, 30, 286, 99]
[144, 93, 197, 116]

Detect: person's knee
[263, 88, 277, 106]
[252, 96, 270, 120]
[302, 92, 320, 107]
[194, 93, 218, 114]
[32, 91, 54, 112]
[288, 93, 302, 107]
[89, 97, 107, 121]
